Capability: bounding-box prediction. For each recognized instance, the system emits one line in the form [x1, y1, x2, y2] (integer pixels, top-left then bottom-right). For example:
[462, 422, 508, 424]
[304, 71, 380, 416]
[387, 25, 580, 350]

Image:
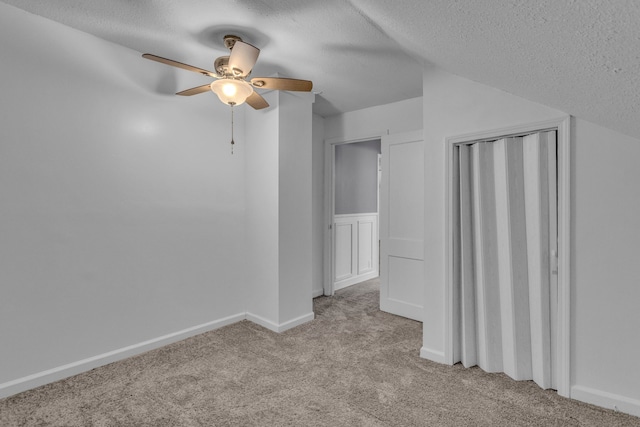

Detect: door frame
[323, 130, 388, 296]
[444, 116, 571, 397]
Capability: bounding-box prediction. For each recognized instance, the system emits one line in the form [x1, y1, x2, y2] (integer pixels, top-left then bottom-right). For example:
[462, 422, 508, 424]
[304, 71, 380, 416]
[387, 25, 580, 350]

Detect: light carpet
[1, 278, 639, 426]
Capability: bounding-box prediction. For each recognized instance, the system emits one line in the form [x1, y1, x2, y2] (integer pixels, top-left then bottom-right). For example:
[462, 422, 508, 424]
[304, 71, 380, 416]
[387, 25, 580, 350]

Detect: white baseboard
[420, 346, 449, 365]
[279, 312, 315, 332]
[246, 311, 315, 333]
[334, 271, 379, 292]
[245, 312, 281, 332]
[0, 309, 317, 400]
[0, 313, 246, 400]
[312, 288, 324, 298]
[571, 385, 640, 418]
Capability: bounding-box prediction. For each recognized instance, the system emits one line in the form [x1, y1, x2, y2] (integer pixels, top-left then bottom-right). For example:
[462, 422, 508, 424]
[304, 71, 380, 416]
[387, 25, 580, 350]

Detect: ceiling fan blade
[250, 77, 312, 92]
[176, 84, 211, 96]
[142, 53, 217, 78]
[245, 91, 269, 110]
[228, 41, 260, 77]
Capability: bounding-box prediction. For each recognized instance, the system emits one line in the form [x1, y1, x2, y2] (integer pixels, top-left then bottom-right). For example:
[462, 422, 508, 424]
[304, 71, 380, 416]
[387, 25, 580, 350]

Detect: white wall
[422, 64, 640, 415]
[324, 96, 423, 140]
[245, 90, 315, 330]
[0, 4, 246, 388]
[277, 91, 314, 324]
[245, 91, 280, 324]
[570, 119, 640, 414]
[0, 4, 317, 396]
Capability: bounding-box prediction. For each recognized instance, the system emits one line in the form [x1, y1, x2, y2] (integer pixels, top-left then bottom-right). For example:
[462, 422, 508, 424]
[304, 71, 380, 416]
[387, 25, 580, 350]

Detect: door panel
[380, 131, 424, 321]
[388, 256, 424, 306]
[389, 142, 425, 241]
[334, 222, 354, 282]
[357, 219, 375, 275]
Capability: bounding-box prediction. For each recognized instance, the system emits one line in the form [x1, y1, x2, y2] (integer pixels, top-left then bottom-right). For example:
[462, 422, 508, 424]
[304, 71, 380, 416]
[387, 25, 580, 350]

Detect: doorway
[324, 130, 426, 325]
[323, 135, 384, 296]
[329, 138, 381, 293]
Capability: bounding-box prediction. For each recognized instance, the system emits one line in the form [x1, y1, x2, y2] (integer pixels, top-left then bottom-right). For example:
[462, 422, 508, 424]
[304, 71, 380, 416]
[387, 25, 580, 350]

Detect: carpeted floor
[1, 278, 639, 426]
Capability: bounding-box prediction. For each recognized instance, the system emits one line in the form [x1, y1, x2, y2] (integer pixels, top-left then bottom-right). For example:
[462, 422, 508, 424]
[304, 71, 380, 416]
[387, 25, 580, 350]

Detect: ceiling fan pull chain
[230, 104, 235, 154]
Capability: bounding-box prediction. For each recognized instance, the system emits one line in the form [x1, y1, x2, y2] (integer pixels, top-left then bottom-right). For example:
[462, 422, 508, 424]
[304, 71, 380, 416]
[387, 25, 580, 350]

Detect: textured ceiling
[1, 0, 639, 137]
[349, 0, 640, 138]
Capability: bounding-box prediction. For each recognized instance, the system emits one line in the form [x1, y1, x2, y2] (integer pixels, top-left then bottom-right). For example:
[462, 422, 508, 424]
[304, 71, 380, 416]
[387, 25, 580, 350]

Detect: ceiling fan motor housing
[215, 35, 251, 77]
[214, 56, 231, 76]
[214, 35, 244, 76]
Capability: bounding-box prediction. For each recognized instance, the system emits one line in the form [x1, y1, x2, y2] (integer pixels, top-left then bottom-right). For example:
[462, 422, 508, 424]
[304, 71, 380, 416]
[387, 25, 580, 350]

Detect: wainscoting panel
[333, 213, 379, 291]
[334, 221, 355, 282]
[357, 218, 376, 275]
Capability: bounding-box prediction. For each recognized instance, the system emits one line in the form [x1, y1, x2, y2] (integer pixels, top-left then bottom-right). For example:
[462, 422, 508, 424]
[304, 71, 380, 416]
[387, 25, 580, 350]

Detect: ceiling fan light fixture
[210, 79, 253, 106]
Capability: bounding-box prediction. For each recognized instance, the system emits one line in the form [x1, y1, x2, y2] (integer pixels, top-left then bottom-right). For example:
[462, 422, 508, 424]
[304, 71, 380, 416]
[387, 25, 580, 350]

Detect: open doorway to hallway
[331, 139, 381, 292]
[323, 131, 425, 325]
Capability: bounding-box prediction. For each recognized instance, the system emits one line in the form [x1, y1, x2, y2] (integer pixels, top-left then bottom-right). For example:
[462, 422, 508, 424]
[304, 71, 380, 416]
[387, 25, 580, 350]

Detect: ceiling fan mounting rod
[223, 34, 242, 50]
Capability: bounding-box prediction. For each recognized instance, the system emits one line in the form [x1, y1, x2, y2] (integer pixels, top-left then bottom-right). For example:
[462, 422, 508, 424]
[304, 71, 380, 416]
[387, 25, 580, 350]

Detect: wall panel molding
[333, 213, 379, 291]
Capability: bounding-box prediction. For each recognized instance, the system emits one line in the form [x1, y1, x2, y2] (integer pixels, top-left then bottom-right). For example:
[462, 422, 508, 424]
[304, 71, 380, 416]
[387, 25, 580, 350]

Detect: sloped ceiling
[2, 0, 639, 138]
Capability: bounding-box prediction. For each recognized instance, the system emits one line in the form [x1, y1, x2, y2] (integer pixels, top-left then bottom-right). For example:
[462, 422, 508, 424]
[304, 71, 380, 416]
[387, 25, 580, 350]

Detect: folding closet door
[455, 130, 558, 390]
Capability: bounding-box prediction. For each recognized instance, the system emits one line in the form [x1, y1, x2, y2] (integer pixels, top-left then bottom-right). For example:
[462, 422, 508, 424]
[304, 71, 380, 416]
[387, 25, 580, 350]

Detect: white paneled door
[380, 131, 424, 321]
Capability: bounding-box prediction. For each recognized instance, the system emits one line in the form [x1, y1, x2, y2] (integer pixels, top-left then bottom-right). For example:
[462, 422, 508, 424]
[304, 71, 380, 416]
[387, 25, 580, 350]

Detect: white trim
[420, 347, 448, 365]
[279, 312, 315, 332]
[0, 313, 246, 399]
[245, 312, 284, 332]
[556, 117, 571, 398]
[445, 119, 565, 146]
[334, 271, 379, 292]
[444, 132, 455, 365]
[325, 132, 389, 146]
[333, 212, 379, 219]
[323, 131, 388, 296]
[246, 312, 315, 333]
[0, 309, 316, 399]
[442, 116, 571, 394]
[571, 385, 640, 418]
[312, 288, 324, 298]
[323, 141, 333, 296]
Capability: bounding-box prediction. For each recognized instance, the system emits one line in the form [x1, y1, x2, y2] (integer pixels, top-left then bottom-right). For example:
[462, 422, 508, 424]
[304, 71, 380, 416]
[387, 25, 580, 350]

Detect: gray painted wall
[334, 139, 381, 215]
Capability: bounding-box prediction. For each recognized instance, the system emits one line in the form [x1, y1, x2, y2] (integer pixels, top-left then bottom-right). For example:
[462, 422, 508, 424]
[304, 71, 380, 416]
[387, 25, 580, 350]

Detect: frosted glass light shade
[210, 79, 253, 106]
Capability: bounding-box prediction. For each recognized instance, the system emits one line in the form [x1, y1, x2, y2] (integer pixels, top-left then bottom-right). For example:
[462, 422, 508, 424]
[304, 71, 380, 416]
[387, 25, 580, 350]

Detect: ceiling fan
[142, 34, 313, 110]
